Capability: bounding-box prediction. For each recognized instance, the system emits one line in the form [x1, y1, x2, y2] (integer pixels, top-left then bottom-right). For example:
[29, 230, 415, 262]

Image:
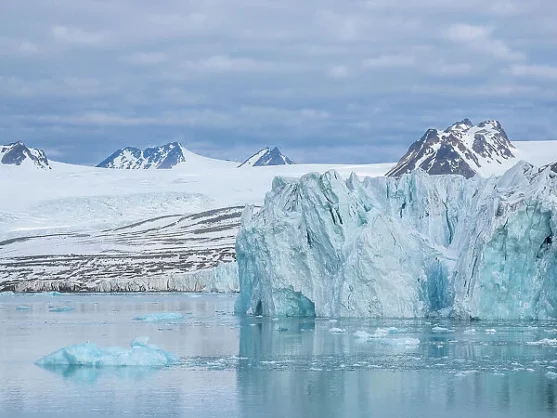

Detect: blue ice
[35, 337, 179, 367]
[49, 306, 75, 312]
[133, 312, 184, 322]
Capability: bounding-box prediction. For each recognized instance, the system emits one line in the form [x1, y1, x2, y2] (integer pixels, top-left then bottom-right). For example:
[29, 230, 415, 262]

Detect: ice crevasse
[235, 162, 557, 320]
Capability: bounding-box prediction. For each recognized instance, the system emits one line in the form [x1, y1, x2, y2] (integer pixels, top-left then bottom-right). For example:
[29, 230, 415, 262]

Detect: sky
[1, 0, 557, 165]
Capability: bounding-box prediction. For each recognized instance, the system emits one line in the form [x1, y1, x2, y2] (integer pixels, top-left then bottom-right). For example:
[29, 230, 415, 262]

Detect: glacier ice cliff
[235, 162, 557, 320]
[35, 337, 179, 367]
[5, 262, 239, 293]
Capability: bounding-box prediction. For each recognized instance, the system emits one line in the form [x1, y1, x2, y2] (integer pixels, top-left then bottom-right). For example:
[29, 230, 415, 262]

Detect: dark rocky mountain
[97, 142, 187, 169]
[239, 147, 294, 167]
[0, 141, 51, 169]
[387, 119, 516, 179]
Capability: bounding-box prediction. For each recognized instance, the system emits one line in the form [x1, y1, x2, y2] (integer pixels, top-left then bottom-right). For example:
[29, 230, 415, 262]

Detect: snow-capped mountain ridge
[97, 142, 189, 169]
[0, 141, 51, 169]
[387, 119, 516, 178]
[239, 147, 294, 167]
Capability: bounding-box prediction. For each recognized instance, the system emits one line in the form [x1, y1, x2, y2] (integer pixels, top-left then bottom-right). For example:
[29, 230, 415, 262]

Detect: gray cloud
[0, 0, 556, 164]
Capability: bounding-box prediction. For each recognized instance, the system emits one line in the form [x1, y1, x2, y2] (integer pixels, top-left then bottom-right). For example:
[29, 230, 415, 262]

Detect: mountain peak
[0, 141, 51, 169]
[445, 118, 474, 133]
[387, 119, 516, 179]
[238, 147, 294, 167]
[97, 142, 188, 169]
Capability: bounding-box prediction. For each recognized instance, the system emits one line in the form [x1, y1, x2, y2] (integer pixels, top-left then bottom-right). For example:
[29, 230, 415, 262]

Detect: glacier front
[235, 162, 557, 320]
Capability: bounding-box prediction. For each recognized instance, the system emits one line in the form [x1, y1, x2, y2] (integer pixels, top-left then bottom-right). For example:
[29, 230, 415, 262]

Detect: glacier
[235, 162, 557, 320]
[35, 337, 179, 367]
[5, 262, 239, 293]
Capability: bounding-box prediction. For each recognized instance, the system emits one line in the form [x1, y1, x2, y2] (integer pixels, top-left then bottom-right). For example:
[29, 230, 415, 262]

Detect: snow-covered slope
[0, 206, 242, 292]
[0, 158, 390, 292]
[96, 142, 226, 169]
[239, 147, 294, 167]
[0, 141, 50, 169]
[387, 119, 516, 178]
[236, 162, 557, 320]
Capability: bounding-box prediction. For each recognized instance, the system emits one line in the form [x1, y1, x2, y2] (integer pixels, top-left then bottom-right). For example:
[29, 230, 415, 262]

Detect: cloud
[509, 64, 557, 80]
[0, 0, 556, 164]
[121, 52, 168, 66]
[180, 56, 302, 74]
[362, 55, 414, 69]
[18, 41, 39, 55]
[445, 23, 524, 61]
[0, 76, 119, 98]
[327, 65, 350, 79]
[51, 25, 107, 46]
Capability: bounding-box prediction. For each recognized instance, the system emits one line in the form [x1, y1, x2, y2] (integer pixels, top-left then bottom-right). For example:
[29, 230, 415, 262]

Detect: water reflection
[36, 364, 160, 384]
[237, 317, 557, 418]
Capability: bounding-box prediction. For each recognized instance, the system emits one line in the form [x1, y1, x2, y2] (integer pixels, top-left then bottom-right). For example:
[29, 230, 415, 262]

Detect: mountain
[239, 147, 294, 167]
[386, 119, 516, 178]
[0, 141, 51, 169]
[97, 142, 189, 169]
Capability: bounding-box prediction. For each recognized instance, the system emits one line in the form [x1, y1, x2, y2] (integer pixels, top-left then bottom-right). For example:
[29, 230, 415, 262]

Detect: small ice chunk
[353, 330, 372, 340]
[329, 328, 345, 334]
[46, 291, 64, 297]
[35, 337, 179, 367]
[463, 329, 476, 334]
[432, 326, 452, 333]
[485, 329, 497, 334]
[16, 306, 31, 311]
[546, 372, 557, 380]
[455, 370, 477, 378]
[389, 337, 420, 346]
[275, 326, 288, 332]
[49, 306, 74, 313]
[133, 313, 184, 322]
[527, 339, 557, 346]
[373, 327, 399, 337]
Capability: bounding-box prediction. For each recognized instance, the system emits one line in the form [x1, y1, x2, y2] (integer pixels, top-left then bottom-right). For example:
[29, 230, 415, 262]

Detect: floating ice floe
[455, 370, 478, 378]
[133, 313, 184, 322]
[35, 337, 179, 367]
[48, 306, 74, 313]
[431, 326, 452, 333]
[353, 330, 372, 339]
[546, 372, 557, 380]
[16, 305, 31, 311]
[352, 328, 418, 346]
[527, 339, 557, 346]
[328, 328, 345, 334]
[485, 329, 497, 334]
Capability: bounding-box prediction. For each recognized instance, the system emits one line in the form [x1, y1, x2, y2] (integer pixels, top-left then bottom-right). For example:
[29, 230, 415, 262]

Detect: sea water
[1, 292, 557, 417]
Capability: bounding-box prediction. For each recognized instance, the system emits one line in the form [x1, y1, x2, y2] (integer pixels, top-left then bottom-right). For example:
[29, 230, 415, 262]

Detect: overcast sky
[1, 0, 556, 165]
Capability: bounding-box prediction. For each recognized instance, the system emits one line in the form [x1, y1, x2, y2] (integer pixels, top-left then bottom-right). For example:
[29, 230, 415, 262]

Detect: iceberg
[48, 306, 75, 312]
[235, 162, 557, 319]
[35, 337, 179, 367]
[133, 312, 184, 322]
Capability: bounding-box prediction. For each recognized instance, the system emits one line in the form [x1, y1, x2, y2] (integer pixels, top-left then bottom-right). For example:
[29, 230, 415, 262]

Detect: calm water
[2, 293, 557, 417]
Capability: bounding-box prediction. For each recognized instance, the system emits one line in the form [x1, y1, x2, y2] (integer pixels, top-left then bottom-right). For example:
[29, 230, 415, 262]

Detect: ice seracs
[239, 147, 294, 167]
[236, 161, 557, 320]
[0, 141, 51, 169]
[386, 119, 516, 178]
[97, 142, 189, 169]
